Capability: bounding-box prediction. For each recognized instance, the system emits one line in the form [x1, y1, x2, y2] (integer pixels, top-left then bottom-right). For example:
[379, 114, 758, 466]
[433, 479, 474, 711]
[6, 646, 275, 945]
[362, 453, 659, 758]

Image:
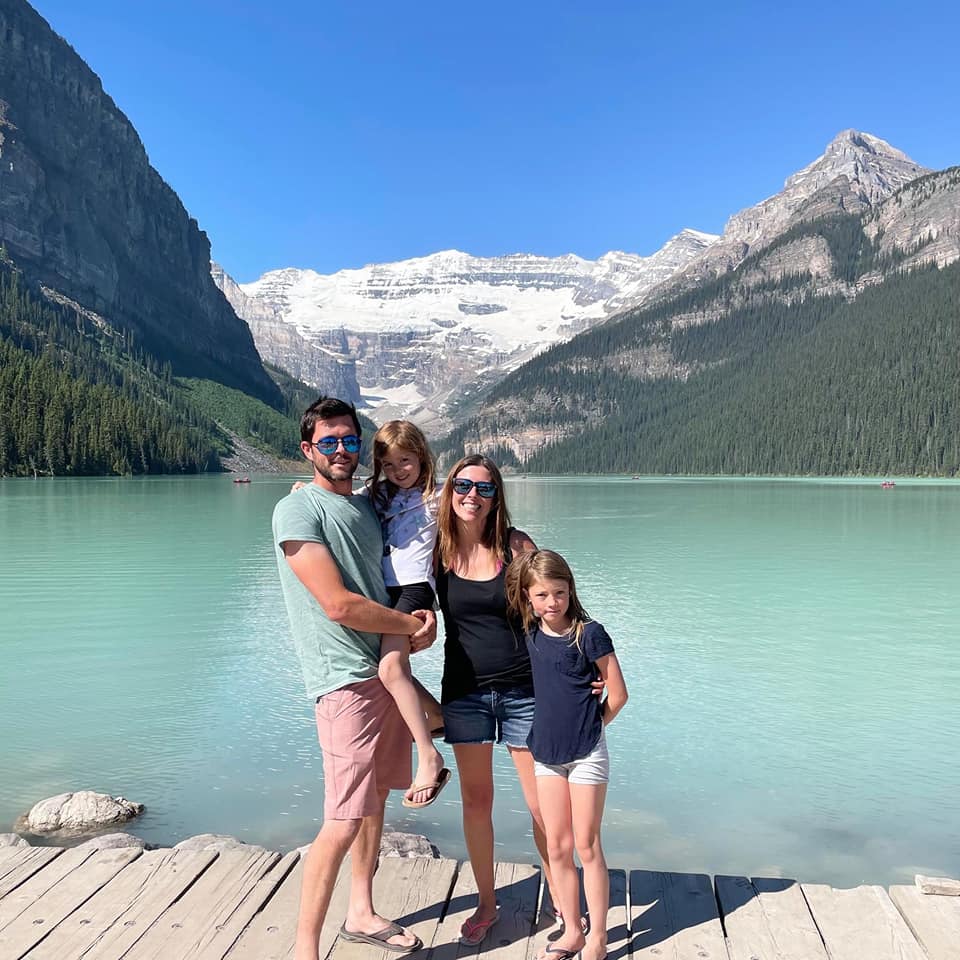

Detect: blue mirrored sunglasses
[451, 478, 497, 498]
[313, 435, 361, 455]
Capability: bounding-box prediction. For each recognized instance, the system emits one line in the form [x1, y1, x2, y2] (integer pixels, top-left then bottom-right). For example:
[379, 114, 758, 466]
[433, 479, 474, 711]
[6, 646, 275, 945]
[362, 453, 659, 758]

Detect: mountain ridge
[0, 0, 280, 406]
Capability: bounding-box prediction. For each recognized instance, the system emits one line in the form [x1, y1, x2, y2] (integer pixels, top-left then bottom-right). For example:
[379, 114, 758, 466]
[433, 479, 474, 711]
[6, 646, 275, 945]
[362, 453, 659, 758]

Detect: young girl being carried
[294, 419, 450, 809]
[368, 420, 450, 809]
[506, 550, 628, 960]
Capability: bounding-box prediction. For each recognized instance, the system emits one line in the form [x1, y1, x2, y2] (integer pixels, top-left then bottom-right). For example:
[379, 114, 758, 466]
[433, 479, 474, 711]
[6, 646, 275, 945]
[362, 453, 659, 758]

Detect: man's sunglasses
[451, 478, 497, 498]
[313, 435, 361, 455]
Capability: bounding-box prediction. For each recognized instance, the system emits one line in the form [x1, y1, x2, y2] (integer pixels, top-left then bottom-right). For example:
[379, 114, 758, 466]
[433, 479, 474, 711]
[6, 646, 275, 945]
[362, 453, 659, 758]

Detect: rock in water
[75, 832, 154, 851]
[25, 791, 145, 832]
[174, 834, 268, 855]
[380, 831, 440, 858]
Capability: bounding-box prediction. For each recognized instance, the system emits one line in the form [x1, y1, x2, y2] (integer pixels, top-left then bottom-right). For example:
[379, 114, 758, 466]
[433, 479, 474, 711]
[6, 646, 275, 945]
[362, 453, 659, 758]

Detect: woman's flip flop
[401, 767, 452, 809]
[459, 910, 500, 946]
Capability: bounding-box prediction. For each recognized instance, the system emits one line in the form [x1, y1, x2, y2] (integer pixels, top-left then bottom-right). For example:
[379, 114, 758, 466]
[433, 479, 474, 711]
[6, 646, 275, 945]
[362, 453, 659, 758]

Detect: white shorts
[534, 730, 609, 785]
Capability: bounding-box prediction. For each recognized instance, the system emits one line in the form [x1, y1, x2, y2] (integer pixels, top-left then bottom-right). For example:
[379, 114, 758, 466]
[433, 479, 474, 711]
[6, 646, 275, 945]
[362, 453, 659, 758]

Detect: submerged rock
[295, 831, 439, 859]
[75, 832, 155, 851]
[174, 833, 268, 855]
[24, 791, 145, 833]
[380, 831, 440, 859]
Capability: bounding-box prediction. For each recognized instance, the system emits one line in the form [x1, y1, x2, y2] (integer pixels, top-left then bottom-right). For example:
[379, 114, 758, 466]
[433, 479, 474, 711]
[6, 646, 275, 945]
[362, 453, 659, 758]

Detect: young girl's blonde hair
[505, 549, 590, 647]
[368, 420, 436, 508]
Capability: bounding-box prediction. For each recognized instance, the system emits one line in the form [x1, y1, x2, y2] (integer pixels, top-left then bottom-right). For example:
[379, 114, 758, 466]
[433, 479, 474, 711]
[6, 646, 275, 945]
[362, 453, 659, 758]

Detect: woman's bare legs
[379, 634, 443, 804]
[508, 747, 558, 920]
[453, 742, 499, 925]
[571, 782, 609, 960]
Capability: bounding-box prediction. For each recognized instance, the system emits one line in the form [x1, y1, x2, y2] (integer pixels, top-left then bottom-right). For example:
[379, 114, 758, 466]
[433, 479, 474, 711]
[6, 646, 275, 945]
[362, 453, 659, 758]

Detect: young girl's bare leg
[379, 634, 444, 805]
[411, 676, 444, 734]
[535, 774, 586, 959]
[571, 781, 609, 960]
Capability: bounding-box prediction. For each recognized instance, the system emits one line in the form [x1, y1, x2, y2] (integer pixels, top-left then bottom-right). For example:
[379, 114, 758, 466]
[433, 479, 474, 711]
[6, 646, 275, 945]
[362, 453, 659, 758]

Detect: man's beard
[315, 456, 357, 483]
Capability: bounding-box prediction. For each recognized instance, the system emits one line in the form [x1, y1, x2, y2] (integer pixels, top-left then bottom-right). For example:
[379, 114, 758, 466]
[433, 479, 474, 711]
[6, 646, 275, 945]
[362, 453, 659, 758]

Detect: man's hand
[591, 678, 606, 696]
[409, 609, 437, 653]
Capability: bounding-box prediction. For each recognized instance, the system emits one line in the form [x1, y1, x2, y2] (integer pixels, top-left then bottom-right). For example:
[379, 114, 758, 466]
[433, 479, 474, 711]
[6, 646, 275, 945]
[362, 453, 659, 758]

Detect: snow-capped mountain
[215, 229, 718, 430]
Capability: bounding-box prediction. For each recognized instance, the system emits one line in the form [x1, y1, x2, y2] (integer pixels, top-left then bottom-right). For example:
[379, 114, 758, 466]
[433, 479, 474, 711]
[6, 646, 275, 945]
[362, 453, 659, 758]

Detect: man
[273, 396, 435, 960]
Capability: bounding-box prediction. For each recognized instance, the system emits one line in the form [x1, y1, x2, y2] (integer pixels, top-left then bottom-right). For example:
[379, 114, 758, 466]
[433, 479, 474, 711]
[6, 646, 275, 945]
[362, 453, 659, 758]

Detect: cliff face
[0, 0, 280, 405]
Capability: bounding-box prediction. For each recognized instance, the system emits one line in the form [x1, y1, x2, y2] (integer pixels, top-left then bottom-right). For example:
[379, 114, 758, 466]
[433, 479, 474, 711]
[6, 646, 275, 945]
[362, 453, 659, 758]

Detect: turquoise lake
[1, 475, 958, 887]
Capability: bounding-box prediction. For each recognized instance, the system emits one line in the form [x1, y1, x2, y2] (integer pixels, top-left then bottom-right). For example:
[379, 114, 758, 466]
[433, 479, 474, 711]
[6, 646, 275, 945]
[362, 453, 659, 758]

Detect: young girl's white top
[373, 485, 439, 589]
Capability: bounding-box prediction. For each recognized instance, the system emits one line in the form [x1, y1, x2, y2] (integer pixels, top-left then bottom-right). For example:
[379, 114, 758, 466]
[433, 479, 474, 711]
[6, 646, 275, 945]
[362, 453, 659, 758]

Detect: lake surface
[1, 475, 958, 887]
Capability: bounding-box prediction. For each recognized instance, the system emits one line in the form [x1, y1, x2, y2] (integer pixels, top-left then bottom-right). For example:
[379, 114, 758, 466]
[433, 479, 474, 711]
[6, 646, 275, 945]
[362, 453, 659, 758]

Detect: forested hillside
[439, 210, 960, 476]
[0, 262, 348, 476]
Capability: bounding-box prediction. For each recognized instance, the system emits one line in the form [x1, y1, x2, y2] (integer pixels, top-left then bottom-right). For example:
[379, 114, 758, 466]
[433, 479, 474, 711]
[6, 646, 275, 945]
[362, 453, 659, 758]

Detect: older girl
[506, 550, 628, 960]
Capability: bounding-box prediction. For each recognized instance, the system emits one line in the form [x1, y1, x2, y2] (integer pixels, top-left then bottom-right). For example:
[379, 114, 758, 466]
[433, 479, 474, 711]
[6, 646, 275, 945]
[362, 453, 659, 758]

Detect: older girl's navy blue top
[525, 620, 615, 765]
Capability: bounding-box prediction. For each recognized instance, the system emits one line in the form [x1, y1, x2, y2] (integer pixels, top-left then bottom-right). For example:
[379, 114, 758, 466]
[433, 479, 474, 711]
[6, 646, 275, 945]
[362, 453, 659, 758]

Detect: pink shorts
[315, 676, 412, 820]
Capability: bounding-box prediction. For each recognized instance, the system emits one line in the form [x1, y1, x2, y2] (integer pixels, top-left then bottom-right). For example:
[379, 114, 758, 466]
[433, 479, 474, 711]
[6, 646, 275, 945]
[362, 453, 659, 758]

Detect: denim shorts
[442, 687, 536, 749]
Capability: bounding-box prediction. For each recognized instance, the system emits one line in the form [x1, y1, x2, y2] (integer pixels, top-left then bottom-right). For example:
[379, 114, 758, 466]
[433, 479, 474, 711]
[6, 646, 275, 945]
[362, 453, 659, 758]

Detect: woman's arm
[595, 652, 628, 725]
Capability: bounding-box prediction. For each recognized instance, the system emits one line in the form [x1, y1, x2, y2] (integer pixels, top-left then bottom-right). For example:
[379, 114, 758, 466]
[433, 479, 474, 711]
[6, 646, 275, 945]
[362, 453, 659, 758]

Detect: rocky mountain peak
[636, 130, 932, 303]
[782, 128, 927, 204]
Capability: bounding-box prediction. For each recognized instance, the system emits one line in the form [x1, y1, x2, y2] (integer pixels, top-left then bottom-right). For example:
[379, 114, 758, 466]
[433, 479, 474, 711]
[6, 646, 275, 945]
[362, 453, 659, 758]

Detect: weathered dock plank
[889, 883, 960, 960]
[226, 851, 372, 960]
[120, 846, 280, 960]
[0, 847, 95, 932]
[331, 857, 459, 960]
[0, 847, 65, 901]
[716, 876, 828, 960]
[801, 884, 926, 960]
[23, 848, 218, 960]
[432, 860, 540, 960]
[0, 847, 141, 959]
[527, 869, 628, 960]
[629, 870, 728, 960]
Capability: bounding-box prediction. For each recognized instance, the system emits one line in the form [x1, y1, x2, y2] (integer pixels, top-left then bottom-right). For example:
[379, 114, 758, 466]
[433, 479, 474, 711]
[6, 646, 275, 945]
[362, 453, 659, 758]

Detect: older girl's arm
[596, 652, 628, 725]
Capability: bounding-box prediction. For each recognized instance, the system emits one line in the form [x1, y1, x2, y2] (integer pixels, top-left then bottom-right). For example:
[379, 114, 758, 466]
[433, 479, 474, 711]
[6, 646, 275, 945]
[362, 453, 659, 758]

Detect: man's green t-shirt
[273, 483, 390, 700]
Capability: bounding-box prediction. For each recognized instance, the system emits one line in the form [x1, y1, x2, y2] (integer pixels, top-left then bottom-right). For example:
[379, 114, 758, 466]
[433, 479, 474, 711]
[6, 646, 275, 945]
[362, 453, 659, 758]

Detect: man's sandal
[339, 922, 422, 953]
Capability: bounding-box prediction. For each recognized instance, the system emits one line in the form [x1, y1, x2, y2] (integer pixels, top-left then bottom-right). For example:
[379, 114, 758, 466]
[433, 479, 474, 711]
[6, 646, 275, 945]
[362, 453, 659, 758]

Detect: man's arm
[283, 539, 427, 637]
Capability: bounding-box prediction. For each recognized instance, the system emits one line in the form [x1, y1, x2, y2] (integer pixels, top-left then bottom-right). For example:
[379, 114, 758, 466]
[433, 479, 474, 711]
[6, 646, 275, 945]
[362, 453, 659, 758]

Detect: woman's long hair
[368, 420, 436, 509]
[505, 549, 590, 647]
[436, 454, 512, 571]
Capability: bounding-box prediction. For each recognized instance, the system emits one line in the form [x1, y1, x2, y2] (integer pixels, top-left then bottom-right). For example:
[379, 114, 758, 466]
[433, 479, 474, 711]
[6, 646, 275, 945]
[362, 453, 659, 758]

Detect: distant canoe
[233, 477, 251, 484]
[881, 480, 896, 489]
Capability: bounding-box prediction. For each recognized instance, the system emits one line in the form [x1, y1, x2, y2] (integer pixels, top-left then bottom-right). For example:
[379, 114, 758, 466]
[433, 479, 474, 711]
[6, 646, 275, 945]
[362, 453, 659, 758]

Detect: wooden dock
[1, 842, 958, 960]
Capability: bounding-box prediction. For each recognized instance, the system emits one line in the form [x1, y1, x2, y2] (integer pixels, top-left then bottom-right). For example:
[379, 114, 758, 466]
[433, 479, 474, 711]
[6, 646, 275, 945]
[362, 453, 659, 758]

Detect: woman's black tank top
[436, 551, 533, 705]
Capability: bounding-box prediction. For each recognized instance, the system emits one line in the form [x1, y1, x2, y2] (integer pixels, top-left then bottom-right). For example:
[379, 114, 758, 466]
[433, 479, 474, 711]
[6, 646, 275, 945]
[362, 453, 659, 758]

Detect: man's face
[302, 416, 360, 485]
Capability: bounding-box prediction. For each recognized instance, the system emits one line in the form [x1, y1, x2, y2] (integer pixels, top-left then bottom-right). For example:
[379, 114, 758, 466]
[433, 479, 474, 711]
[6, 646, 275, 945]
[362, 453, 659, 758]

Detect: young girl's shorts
[387, 581, 436, 614]
[534, 730, 609, 785]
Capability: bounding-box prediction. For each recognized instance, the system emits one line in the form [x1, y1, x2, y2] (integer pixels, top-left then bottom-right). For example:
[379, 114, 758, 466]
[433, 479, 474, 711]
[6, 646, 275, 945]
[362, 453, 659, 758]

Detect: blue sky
[31, 0, 960, 282]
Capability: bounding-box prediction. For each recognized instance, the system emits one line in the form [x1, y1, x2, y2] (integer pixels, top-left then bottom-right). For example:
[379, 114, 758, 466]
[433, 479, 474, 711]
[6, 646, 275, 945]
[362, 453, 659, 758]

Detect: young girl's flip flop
[401, 767, 452, 809]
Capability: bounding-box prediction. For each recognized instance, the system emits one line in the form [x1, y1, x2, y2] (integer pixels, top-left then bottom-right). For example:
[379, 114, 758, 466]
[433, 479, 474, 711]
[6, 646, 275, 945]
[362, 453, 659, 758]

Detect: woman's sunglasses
[451, 478, 497, 498]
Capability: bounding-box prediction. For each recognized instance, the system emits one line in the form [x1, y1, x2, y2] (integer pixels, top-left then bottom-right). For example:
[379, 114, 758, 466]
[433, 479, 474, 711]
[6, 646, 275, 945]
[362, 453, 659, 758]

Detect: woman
[435, 454, 555, 945]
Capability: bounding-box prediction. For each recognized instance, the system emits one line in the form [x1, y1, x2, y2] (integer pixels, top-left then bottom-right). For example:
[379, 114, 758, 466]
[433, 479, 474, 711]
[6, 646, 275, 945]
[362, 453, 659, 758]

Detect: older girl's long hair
[368, 420, 436, 509]
[505, 549, 590, 647]
[437, 455, 512, 571]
